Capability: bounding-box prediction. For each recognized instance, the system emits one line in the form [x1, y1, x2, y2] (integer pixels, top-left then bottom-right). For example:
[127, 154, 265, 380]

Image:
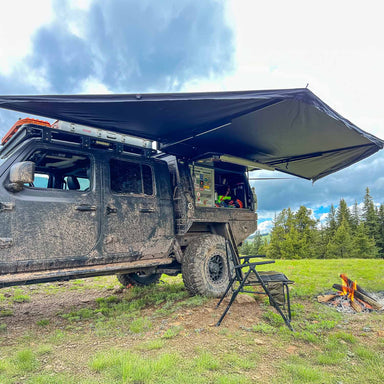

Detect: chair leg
[216, 274, 237, 309]
[216, 270, 252, 326]
[252, 268, 293, 331]
[284, 283, 292, 322]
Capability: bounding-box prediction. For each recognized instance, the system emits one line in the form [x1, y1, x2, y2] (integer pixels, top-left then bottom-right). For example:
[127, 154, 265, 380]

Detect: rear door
[102, 156, 174, 260]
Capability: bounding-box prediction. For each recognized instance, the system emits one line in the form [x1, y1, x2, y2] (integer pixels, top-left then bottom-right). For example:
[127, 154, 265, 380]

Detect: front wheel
[182, 234, 231, 297]
[117, 271, 161, 287]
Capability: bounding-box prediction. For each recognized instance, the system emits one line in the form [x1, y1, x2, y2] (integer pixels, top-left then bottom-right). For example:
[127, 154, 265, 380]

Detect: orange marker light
[1, 118, 51, 145]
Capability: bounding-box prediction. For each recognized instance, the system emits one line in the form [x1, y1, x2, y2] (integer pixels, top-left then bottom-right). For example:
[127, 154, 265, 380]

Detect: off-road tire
[182, 234, 231, 297]
[117, 272, 161, 287]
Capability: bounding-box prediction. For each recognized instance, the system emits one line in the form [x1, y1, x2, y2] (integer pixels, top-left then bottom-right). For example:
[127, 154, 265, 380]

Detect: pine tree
[325, 219, 354, 258]
[267, 206, 320, 259]
[239, 240, 252, 255]
[351, 223, 379, 258]
[336, 199, 352, 228]
[250, 231, 263, 255]
[316, 224, 329, 259]
[362, 187, 378, 240]
[258, 237, 270, 255]
[350, 201, 360, 231]
[267, 209, 293, 259]
[294, 206, 319, 258]
[279, 226, 303, 259]
[376, 204, 384, 258]
[326, 204, 337, 236]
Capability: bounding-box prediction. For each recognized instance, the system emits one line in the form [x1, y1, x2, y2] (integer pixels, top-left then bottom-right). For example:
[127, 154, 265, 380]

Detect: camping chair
[216, 252, 294, 331]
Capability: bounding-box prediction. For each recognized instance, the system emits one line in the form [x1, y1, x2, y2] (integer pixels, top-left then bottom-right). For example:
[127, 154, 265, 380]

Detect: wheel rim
[208, 254, 225, 284]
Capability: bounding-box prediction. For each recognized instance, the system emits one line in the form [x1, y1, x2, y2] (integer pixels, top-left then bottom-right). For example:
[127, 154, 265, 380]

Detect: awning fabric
[0, 88, 382, 181]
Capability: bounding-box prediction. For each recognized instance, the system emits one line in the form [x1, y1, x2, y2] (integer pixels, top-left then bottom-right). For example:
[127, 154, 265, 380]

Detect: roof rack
[1, 119, 156, 157]
[51, 121, 153, 150]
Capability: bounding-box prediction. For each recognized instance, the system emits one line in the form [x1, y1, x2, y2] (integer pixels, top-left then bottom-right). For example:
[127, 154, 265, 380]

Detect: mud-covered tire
[117, 272, 161, 287]
[182, 234, 231, 297]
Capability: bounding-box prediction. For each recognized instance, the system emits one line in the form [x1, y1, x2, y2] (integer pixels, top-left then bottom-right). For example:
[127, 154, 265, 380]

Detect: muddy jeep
[0, 119, 257, 297]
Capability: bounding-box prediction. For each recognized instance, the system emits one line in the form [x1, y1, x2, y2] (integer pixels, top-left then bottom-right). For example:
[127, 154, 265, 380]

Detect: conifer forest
[241, 187, 384, 259]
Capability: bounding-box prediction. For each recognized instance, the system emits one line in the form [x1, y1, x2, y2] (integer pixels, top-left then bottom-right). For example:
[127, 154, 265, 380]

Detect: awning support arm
[160, 122, 232, 150]
[161, 98, 285, 150]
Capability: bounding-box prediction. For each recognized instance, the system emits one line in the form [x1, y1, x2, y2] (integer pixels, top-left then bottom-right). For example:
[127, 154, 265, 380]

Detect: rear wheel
[182, 234, 231, 297]
[117, 271, 161, 287]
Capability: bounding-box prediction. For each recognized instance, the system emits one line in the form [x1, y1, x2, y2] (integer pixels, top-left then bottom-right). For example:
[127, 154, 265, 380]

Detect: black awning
[0, 88, 382, 180]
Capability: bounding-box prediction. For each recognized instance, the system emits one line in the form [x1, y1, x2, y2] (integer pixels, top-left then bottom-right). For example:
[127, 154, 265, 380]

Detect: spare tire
[117, 271, 161, 287]
[182, 234, 231, 297]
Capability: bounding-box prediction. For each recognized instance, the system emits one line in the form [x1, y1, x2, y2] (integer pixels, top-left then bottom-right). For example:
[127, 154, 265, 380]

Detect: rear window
[110, 158, 154, 195]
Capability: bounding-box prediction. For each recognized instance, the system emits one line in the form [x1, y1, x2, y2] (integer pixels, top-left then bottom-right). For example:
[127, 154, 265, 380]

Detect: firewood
[317, 294, 337, 303]
[356, 298, 373, 310]
[350, 299, 363, 313]
[333, 284, 383, 310]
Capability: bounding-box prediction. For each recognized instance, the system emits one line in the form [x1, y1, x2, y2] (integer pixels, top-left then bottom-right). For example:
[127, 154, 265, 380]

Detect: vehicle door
[0, 144, 101, 273]
[102, 156, 174, 260]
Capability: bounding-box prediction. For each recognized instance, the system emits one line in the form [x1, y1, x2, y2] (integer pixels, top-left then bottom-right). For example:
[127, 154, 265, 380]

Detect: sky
[0, 0, 383, 233]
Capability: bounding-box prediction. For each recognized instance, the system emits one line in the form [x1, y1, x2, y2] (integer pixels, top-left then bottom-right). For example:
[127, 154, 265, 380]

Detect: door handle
[106, 206, 117, 215]
[139, 208, 155, 213]
[75, 204, 97, 211]
[0, 202, 14, 212]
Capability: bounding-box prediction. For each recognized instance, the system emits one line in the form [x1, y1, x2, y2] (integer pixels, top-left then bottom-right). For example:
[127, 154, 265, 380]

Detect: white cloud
[0, 0, 53, 74]
[79, 77, 112, 94]
[258, 220, 273, 235]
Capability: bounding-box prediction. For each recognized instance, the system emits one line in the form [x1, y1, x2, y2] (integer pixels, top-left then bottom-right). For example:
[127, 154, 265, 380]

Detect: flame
[341, 277, 348, 296]
[339, 274, 357, 302]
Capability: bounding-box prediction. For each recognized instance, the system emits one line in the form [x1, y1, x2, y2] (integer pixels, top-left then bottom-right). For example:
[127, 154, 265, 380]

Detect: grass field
[0, 259, 383, 383]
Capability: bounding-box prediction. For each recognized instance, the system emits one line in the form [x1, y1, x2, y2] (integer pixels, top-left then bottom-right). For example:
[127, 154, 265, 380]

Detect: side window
[34, 173, 49, 188]
[142, 164, 153, 195]
[63, 176, 90, 191]
[25, 149, 91, 192]
[110, 158, 154, 195]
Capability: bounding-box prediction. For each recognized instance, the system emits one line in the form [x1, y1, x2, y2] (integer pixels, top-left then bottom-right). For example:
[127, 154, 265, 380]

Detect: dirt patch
[0, 281, 115, 338]
[0, 279, 267, 342]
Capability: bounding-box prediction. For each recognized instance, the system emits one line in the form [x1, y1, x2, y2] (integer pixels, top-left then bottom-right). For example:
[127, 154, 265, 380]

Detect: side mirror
[6, 161, 35, 192]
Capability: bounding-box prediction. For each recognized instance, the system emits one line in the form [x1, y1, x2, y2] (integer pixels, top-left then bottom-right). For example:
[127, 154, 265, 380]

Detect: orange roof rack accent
[1, 118, 51, 145]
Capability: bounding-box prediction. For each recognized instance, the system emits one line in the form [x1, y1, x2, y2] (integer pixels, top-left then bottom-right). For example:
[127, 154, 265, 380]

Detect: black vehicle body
[0, 122, 257, 294]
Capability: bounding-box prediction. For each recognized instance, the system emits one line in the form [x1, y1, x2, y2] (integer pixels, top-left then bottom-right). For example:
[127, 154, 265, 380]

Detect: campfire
[318, 274, 384, 313]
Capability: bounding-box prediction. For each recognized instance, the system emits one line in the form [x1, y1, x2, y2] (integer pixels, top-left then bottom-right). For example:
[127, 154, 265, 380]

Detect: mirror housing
[6, 161, 35, 192]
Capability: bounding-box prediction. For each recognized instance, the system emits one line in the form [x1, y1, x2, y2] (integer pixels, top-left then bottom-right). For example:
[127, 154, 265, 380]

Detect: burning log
[332, 284, 383, 310]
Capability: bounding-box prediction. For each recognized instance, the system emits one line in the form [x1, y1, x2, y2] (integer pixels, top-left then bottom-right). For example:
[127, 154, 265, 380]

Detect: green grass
[129, 316, 152, 333]
[0, 260, 383, 384]
[256, 258, 384, 296]
[36, 318, 50, 327]
[162, 325, 183, 339]
[12, 289, 31, 303]
[89, 349, 181, 383]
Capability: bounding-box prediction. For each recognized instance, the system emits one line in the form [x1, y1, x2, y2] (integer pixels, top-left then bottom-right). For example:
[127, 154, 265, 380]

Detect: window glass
[110, 159, 153, 195]
[63, 176, 90, 191]
[25, 149, 91, 191]
[34, 173, 49, 188]
[142, 164, 153, 195]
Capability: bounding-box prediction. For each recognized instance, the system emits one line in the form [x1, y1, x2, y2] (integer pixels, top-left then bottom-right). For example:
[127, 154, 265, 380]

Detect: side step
[0, 258, 174, 288]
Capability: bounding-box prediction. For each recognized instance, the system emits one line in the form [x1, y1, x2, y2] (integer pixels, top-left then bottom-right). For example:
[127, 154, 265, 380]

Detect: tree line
[240, 188, 384, 259]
